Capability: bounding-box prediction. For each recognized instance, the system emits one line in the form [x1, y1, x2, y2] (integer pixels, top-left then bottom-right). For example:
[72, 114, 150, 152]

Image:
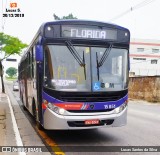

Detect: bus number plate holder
[85, 119, 99, 125]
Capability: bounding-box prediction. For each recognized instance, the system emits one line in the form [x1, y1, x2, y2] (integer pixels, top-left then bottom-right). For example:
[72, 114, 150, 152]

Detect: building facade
[130, 38, 160, 76]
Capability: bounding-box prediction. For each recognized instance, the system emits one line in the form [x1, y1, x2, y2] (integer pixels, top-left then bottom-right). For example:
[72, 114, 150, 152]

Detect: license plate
[85, 119, 99, 125]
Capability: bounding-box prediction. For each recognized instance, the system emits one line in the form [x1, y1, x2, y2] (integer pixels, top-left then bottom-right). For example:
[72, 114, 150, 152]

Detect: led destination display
[61, 25, 117, 40]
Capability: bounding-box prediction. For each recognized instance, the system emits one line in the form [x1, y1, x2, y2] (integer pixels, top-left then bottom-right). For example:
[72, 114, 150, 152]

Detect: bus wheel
[32, 102, 44, 130]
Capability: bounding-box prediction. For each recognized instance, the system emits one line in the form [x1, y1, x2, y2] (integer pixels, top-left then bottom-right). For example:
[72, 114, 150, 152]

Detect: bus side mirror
[35, 45, 43, 62]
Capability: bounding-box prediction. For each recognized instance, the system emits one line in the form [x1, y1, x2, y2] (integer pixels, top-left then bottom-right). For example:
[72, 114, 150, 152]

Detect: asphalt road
[6, 82, 160, 155]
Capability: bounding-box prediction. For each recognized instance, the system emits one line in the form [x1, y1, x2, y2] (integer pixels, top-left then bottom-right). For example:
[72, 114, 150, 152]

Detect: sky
[0, 0, 160, 44]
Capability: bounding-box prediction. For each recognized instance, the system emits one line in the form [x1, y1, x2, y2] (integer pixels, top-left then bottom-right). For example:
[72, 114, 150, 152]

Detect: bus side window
[27, 52, 32, 79]
[44, 46, 53, 86]
[24, 55, 28, 79]
[31, 47, 34, 78]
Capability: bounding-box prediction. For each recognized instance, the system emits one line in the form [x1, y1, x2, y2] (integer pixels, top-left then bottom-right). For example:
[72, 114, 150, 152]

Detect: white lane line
[7, 96, 26, 155]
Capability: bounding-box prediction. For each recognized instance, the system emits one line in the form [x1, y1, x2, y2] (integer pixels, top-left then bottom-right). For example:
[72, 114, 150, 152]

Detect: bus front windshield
[44, 44, 128, 92]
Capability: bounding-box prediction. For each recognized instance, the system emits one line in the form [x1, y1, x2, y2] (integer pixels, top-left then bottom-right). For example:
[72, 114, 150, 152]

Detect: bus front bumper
[43, 107, 127, 130]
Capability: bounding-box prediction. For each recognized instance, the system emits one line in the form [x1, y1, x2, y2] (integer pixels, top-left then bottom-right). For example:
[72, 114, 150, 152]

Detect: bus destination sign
[61, 25, 117, 40]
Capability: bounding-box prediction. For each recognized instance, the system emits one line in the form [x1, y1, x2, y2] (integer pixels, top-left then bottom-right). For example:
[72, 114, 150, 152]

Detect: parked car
[13, 80, 19, 91]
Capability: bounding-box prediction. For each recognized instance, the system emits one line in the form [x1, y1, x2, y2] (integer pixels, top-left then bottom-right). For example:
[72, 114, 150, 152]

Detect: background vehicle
[13, 80, 19, 91]
[18, 20, 130, 130]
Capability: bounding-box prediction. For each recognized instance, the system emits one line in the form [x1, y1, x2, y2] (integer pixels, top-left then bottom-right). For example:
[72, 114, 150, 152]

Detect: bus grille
[67, 109, 114, 113]
[60, 95, 120, 102]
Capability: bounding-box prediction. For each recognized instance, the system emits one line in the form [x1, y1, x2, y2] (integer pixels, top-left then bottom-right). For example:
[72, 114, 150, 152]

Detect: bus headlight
[59, 108, 65, 115]
[53, 106, 59, 114]
[47, 102, 53, 110]
[47, 103, 66, 115]
[114, 101, 128, 114]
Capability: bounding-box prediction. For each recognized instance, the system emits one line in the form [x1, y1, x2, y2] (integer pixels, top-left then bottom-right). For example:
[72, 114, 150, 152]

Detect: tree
[0, 32, 28, 93]
[53, 13, 77, 20]
[6, 67, 17, 78]
[0, 33, 28, 61]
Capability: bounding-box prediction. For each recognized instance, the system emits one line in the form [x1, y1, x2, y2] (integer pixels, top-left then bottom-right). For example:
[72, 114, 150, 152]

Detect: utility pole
[1, 0, 5, 93]
[0, 0, 5, 93]
[0, 60, 5, 93]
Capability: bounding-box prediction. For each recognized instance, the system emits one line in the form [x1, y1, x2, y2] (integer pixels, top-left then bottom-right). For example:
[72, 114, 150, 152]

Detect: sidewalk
[0, 92, 7, 146]
[0, 85, 17, 147]
[0, 81, 51, 155]
[0, 81, 21, 155]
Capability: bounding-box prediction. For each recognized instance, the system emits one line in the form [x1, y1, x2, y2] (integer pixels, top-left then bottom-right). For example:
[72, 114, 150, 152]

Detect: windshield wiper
[96, 52, 100, 81]
[98, 44, 113, 67]
[82, 50, 86, 80]
[96, 44, 113, 81]
[65, 41, 86, 80]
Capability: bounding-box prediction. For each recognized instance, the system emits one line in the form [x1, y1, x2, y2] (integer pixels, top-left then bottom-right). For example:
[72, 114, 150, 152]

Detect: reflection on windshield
[44, 45, 91, 91]
[44, 45, 128, 92]
[91, 48, 128, 91]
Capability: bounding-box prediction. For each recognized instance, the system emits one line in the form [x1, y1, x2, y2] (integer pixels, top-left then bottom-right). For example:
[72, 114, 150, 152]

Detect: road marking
[7, 95, 26, 155]
[36, 127, 65, 155]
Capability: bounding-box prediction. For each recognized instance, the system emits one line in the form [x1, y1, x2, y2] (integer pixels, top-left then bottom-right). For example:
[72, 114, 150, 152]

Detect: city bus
[18, 20, 130, 130]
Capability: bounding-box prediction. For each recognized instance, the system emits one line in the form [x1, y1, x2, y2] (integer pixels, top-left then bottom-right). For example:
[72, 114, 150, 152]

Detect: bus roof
[40, 19, 129, 32]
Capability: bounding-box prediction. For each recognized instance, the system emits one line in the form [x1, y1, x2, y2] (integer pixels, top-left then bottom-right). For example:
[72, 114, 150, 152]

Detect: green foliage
[5, 76, 17, 81]
[53, 14, 61, 20]
[6, 67, 17, 77]
[53, 13, 77, 20]
[0, 32, 28, 61]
